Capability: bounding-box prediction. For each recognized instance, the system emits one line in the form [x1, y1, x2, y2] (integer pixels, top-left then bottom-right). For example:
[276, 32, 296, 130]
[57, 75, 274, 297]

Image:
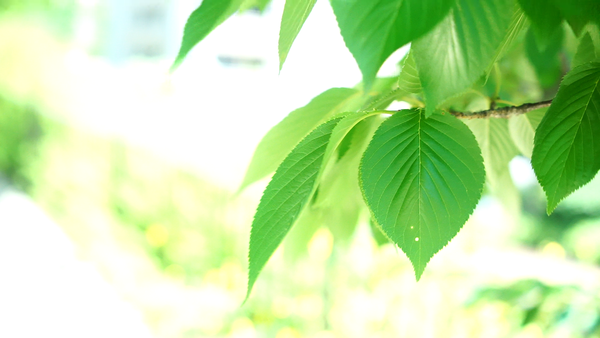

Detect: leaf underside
[172, 0, 243, 69]
[517, 0, 562, 47]
[240, 88, 360, 191]
[412, 0, 516, 116]
[279, 0, 318, 70]
[360, 109, 485, 279]
[247, 111, 379, 298]
[247, 117, 342, 299]
[331, 0, 454, 90]
[532, 62, 600, 214]
[509, 108, 546, 158]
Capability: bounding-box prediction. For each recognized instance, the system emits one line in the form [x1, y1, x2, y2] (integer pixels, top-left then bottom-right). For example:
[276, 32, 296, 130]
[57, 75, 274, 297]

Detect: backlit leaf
[240, 88, 360, 190]
[247, 111, 379, 297]
[531, 62, 600, 214]
[465, 119, 520, 213]
[360, 109, 485, 279]
[397, 51, 422, 94]
[412, 0, 516, 116]
[331, 0, 454, 90]
[172, 0, 243, 69]
[247, 117, 342, 299]
[465, 118, 518, 184]
[508, 108, 546, 158]
[279, 0, 318, 70]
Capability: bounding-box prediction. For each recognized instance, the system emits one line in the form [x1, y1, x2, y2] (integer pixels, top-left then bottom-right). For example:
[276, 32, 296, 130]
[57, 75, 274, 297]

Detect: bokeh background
[1, 1, 600, 337]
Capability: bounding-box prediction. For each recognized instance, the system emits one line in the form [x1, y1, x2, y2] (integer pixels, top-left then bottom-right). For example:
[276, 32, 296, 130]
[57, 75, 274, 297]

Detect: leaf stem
[449, 99, 552, 119]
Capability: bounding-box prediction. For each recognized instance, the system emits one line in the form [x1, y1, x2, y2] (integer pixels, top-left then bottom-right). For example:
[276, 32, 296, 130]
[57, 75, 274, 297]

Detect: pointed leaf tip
[532, 62, 600, 214]
[360, 109, 485, 279]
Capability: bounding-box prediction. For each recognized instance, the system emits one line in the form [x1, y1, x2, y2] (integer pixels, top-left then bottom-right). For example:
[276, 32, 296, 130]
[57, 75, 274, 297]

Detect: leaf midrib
[548, 68, 600, 206]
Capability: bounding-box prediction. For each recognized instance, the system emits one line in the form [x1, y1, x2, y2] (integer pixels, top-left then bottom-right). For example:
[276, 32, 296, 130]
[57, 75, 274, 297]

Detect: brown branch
[449, 99, 553, 119]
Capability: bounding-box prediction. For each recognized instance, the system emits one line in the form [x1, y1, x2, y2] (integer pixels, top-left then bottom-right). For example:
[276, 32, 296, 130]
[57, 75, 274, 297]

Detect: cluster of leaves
[173, 0, 600, 298]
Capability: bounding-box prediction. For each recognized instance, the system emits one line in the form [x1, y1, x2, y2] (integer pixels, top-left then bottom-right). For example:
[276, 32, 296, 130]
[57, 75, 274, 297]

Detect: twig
[449, 99, 552, 119]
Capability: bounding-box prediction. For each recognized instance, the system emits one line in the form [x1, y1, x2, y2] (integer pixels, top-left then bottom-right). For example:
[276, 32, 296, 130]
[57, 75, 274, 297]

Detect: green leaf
[331, 0, 454, 90]
[412, 0, 516, 116]
[465, 118, 520, 213]
[573, 26, 600, 68]
[508, 108, 546, 158]
[172, 0, 243, 69]
[369, 218, 390, 246]
[517, 0, 562, 47]
[554, 0, 600, 36]
[397, 51, 422, 94]
[465, 118, 518, 185]
[573, 32, 598, 68]
[360, 109, 485, 279]
[361, 54, 423, 111]
[240, 88, 360, 190]
[316, 116, 383, 242]
[282, 205, 322, 262]
[531, 62, 600, 214]
[247, 117, 342, 299]
[278, 0, 318, 70]
[525, 27, 564, 89]
[484, 6, 529, 75]
[247, 111, 379, 297]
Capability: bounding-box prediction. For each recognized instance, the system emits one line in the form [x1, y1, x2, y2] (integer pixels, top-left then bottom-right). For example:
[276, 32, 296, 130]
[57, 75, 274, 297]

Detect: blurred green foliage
[470, 280, 600, 337]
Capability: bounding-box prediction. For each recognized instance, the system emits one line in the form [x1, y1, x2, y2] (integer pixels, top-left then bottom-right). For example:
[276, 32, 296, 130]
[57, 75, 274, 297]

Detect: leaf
[484, 6, 528, 75]
[240, 88, 360, 190]
[465, 118, 519, 185]
[412, 0, 516, 116]
[247, 117, 342, 299]
[508, 108, 546, 158]
[360, 109, 485, 279]
[316, 116, 383, 242]
[573, 25, 600, 68]
[573, 32, 598, 68]
[554, 0, 600, 36]
[247, 111, 379, 297]
[172, 0, 243, 69]
[278, 0, 318, 70]
[531, 62, 600, 214]
[360, 77, 402, 111]
[397, 51, 422, 94]
[525, 27, 564, 89]
[369, 218, 390, 246]
[361, 54, 423, 111]
[331, 0, 454, 90]
[465, 119, 520, 213]
[517, 0, 562, 47]
[282, 205, 322, 262]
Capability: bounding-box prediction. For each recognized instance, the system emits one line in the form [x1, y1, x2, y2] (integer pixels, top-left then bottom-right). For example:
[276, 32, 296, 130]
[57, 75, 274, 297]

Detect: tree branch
[449, 99, 553, 119]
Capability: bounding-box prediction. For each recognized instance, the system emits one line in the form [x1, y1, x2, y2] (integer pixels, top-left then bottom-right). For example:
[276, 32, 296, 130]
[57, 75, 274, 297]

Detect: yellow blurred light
[313, 331, 336, 338]
[308, 228, 333, 261]
[295, 294, 323, 319]
[145, 223, 169, 247]
[229, 317, 256, 338]
[541, 241, 566, 259]
[516, 324, 544, 338]
[271, 297, 293, 319]
[275, 327, 302, 338]
[164, 264, 186, 279]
